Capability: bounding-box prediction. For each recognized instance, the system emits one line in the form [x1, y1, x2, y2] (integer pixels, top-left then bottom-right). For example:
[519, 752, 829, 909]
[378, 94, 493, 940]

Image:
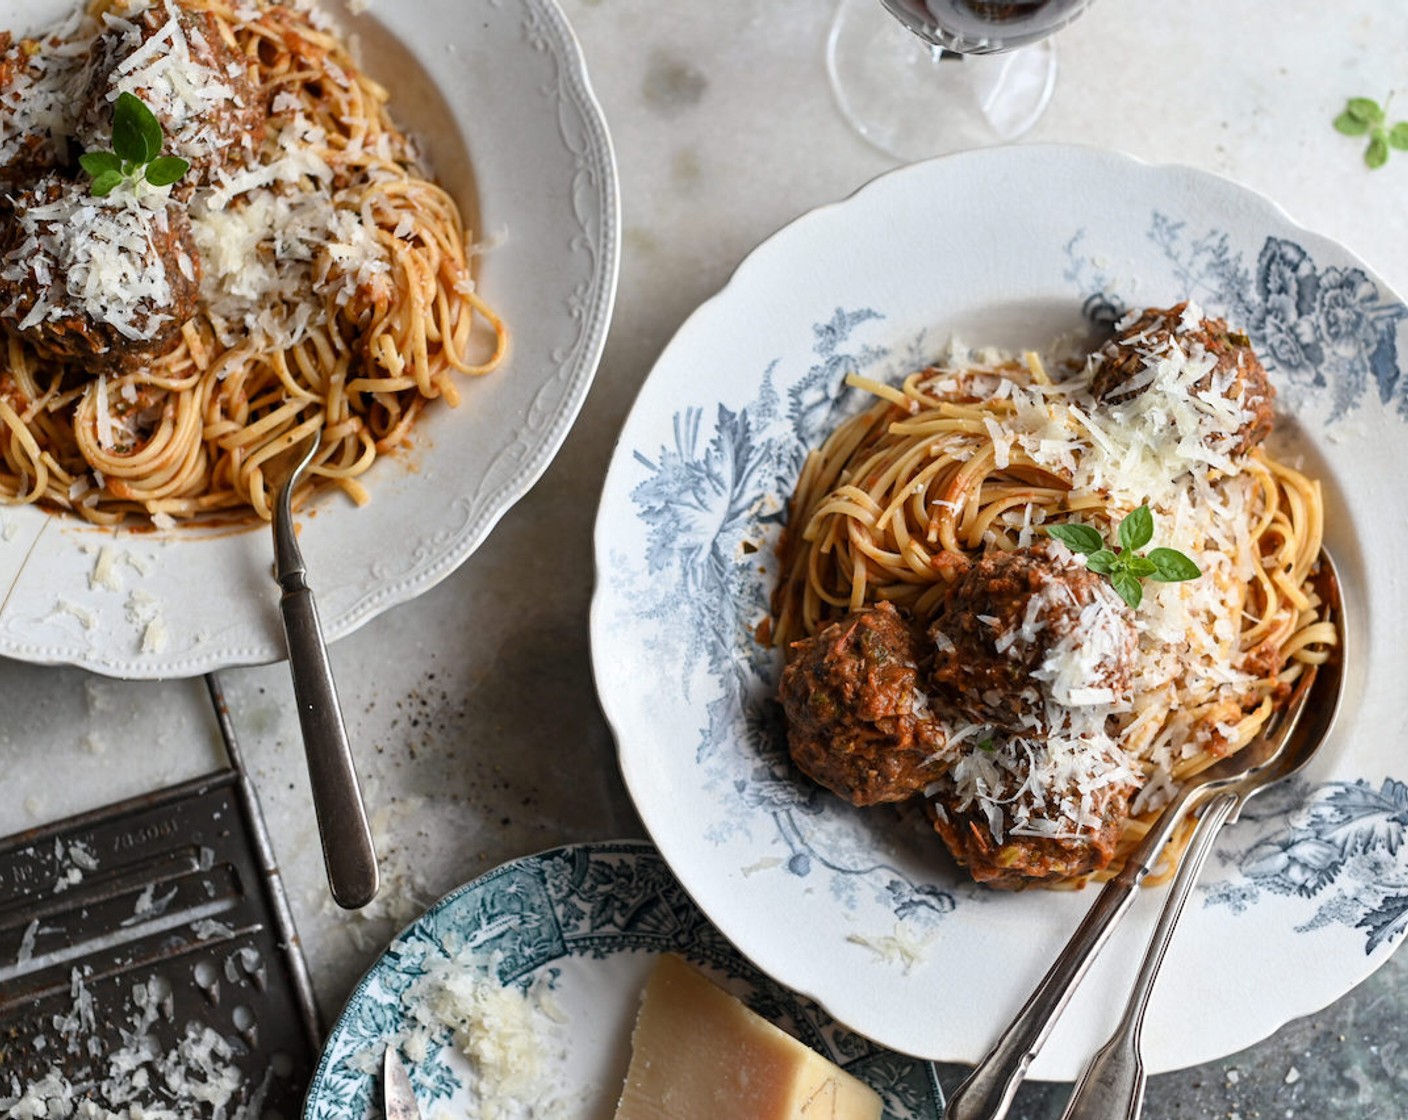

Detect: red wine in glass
[879, 0, 1093, 54]
[827, 0, 1096, 158]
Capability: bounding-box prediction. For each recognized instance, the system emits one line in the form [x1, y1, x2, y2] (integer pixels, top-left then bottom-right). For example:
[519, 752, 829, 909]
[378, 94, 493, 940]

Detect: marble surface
[3, 0, 1408, 1116]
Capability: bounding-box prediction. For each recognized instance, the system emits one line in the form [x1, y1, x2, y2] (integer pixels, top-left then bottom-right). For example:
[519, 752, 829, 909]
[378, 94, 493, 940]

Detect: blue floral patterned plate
[303, 841, 943, 1119]
[591, 145, 1406, 1077]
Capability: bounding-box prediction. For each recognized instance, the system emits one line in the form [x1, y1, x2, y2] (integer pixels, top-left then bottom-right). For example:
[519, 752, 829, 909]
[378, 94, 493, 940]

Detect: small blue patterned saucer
[303, 841, 944, 1120]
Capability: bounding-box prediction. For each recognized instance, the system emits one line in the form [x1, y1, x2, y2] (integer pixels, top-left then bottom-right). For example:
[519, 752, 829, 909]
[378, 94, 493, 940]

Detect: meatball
[928, 774, 1133, 889]
[0, 24, 92, 189]
[76, 3, 263, 188]
[778, 602, 947, 807]
[926, 733, 1137, 889]
[1089, 302, 1275, 455]
[0, 173, 201, 371]
[927, 541, 1136, 733]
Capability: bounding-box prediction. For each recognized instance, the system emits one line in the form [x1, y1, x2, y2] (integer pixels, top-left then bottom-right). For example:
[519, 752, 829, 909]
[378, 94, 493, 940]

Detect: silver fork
[268, 427, 380, 910]
[1059, 562, 1345, 1120]
[943, 549, 1344, 1120]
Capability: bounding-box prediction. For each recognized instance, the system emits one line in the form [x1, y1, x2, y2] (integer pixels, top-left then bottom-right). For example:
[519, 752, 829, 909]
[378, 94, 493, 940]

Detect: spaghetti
[0, 0, 506, 526]
[772, 304, 1336, 889]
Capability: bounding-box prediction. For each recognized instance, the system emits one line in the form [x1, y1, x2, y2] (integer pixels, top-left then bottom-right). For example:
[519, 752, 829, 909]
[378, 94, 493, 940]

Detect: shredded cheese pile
[925, 305, 1266, 841]
[2, 186, 183, 340]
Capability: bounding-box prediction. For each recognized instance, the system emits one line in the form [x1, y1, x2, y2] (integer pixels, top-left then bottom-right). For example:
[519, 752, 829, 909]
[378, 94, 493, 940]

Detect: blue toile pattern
[1066, 213, 1407, 418]
[615, 211, 1407, 952]
[1203, 778, 1408, 954]
[304, 843, 943, 1120]
[618, 306, 959, 923]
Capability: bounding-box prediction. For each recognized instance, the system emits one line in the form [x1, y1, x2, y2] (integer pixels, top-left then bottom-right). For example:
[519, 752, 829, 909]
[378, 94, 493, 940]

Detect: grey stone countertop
[2, 0, 1407, 1117]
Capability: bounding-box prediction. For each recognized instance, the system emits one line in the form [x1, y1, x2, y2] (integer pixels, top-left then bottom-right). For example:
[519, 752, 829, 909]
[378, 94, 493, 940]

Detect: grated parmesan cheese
[354, 941, 572, 1120]
[920, 310, 1275, 844]
[0, 967, 267, 1120]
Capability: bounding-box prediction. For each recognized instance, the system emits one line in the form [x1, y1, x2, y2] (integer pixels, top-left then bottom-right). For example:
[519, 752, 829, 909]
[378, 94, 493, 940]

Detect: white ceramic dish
[591, 145, 1406, 1077]
[0, 0, 618, 678]
[304, 841, 944, 1120]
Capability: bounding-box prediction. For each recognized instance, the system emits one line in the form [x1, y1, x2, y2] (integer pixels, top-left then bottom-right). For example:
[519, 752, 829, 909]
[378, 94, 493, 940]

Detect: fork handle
[943, 782, 1205, 1120]
[279, 575, 380, 910]
[1059, 791, 1241, 1120]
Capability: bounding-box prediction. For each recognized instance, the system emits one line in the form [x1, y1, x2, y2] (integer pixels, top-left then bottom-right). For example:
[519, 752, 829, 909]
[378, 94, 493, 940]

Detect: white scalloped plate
[0, 0, 618, 677]
[592, 145, 1405, 1077]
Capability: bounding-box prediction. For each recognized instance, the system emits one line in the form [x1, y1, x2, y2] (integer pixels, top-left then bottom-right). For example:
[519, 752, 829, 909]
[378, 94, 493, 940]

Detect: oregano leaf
[1044, 522, 1104, 555]
[79, 151, 122, 177]
[1148, 547, 1202, 581]
[1118, 505, 1154, 552]
[1111, 571, 1143, 610]
[1085, 549, 1118, 575]
[113, 91, 163, 164]
[1347, 97, 1385, 125]
[145, 155, 191, 187]
[1335, 110, 1370, 136]
[90, 169, 125, 197]
[1366, 132, 1390, 169]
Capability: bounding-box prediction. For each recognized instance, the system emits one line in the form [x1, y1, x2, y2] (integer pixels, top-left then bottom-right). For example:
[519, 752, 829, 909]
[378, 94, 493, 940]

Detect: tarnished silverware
[383, 1046, 424, 1120]
[943, 549, 1345, 1120]
[268, 426, 379, 910]
[1059, 550, 1345, 1120]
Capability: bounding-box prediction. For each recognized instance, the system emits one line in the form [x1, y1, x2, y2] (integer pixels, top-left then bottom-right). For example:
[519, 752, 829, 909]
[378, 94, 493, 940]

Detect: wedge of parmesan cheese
[614, 955, 882, 1120]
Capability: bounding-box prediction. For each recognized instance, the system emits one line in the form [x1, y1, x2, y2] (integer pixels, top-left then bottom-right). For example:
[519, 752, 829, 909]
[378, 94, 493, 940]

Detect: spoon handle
[278, 561, 380, 911]
[942, 782, 1204, 1120]
[1059, 791, 1241, 1120]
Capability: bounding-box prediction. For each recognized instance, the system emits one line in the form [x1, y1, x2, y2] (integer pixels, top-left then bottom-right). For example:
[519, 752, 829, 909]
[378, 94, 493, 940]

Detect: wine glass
[827, 0, 1096, 161]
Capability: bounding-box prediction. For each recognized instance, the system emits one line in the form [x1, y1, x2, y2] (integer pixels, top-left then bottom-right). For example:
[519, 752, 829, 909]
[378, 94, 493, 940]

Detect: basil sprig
[79, 92, 191, 197]
[1045, 505, 1201, 610]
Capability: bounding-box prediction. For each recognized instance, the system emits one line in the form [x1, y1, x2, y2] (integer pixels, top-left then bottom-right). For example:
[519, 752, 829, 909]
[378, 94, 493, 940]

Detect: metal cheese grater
[0, 674, 321, 1117]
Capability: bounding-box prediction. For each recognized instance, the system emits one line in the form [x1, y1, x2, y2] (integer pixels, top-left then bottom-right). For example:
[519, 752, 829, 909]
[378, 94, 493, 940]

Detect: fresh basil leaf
[1148, 547, 1202, 582]
[79, 150, 122, 177]
[1366, 132, 1390, 169]
[1110, 571, 1143, 610]
[1085, 548, 1118, 575]
[1390, 122, 1408, 152]
[1044, 522, 1104, 555]
[1334, 110, 1370, 136]
[113, 91, 163, 164]
[90, 169, 125, 197]
[977, 737, 996, 753]
[1124, 555, 1158, 579]
[1118, 505, 1154, 552]
[144, 154, 190, 187]
[1347, 97, 1385, 125]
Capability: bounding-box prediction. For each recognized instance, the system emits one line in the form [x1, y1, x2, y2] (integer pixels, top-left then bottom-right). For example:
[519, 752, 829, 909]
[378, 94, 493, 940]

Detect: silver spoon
[1058, 551, 1345, 1120]
[943, 549, 1345, 1120]
[269, 426, 380, 910]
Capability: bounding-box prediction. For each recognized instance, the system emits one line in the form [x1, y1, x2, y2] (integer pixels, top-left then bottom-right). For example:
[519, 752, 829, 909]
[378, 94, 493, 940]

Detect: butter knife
[384, 1046, 424, 1120]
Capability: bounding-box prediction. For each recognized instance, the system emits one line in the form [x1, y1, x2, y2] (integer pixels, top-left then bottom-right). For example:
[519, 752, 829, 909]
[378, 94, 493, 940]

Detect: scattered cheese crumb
[845, 922, 938, 975]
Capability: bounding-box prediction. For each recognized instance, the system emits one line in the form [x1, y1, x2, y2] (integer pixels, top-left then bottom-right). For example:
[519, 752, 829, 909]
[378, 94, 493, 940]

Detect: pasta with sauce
[771, 303, 1336, 890]
[0, 0, 505, 525]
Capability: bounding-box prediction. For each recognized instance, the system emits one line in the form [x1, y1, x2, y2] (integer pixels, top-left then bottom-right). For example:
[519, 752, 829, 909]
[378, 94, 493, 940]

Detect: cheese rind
[613, 954, 884, 1120]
